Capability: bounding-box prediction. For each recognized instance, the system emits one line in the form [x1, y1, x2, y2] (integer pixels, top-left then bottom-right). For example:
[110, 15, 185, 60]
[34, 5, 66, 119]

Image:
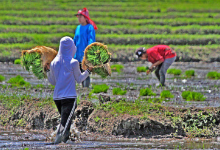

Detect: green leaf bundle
[21, 52, 45, 79]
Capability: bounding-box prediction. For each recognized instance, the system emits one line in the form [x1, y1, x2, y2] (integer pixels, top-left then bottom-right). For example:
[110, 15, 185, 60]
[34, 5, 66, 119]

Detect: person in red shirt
[135, 45, 176, 86]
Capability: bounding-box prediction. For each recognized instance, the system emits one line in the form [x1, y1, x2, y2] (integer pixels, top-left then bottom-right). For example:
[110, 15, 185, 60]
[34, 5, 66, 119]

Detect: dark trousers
[54, 98, 77, 142]
[79, 63, 90, 87]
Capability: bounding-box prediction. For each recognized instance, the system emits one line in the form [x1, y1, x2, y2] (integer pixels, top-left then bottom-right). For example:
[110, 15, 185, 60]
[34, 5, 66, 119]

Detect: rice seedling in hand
[21, 46, 58, 79]
[82, 42, 111, 78]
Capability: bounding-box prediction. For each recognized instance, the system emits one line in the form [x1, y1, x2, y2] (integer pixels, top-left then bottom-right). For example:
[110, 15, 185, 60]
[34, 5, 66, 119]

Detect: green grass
[207, 71, 220, 79]
[111, 64, 124, 73]
[0, 75, 5, 82]
[185, 70, 195, 77]
[98, 99, 163, 116]
[0, 0, 220, 62]
[182, 91, 206, 101]
[140, 88, 156, 96]
[92, 84, 109, 93]
[7, 75, 30, 87]
[160, 90, 174, 98]
[112, 87, 127, 95]
[14, 59, 21, 64]
[167, 68, 182, 75]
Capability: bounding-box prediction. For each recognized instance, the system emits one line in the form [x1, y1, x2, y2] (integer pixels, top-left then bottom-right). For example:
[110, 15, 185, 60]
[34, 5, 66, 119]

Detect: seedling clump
[167, 68, 181, 75]
[160, 90, 174, 98]
[14, 59, 21, 64]
[111, 64, 124, 73]
[82, 42, 111, 78]
[0, 75, 5, 82]
[185, 70, 195, 77]
[21, 52, 44, 79]
[207, 71, 220, 79]
[140, 88, 156, 96]
[113, 87, 127, 95]
[92, 84, 109, 93]
[182, 91, 206, 101]
[7, 75, 30, 87]
[137, 66, 148, 72]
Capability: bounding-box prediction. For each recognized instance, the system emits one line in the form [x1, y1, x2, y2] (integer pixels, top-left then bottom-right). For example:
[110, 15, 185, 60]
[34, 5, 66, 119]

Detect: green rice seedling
[7, 75, 30, 87]
[185, 70, 195, 77]
[111, 64, 124, 73]
[112, 87, 127, 95]
[167, 68, 182, 75]
[83, 42, 111, 78]
[14, 59, 21, 64]
[0, 75, 5, 82]
[35, 84, 45, 88]
[140, 88, 156, 96]
[137, 66, 147, 72]
[21, 52, 45, 79]
[160, 90, 174, 98]
[182, 91, 206, 101]
[92, 84, 109, 93]
[92, 67, 109, 78]
[207, 71, 220, 79]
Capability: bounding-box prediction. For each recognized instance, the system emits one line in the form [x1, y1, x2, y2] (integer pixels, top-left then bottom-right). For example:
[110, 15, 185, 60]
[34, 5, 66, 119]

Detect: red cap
[76, 8, 98, 30]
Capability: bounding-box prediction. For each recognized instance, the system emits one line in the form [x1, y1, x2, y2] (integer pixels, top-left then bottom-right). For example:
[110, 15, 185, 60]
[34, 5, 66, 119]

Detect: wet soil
[1, 61, 220, 149]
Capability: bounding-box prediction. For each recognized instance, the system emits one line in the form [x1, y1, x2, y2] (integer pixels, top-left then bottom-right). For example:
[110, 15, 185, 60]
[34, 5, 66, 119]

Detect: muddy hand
[146, 70, 151, 75]
[88, 66, 93, 72]
[44, 63, 50, 72]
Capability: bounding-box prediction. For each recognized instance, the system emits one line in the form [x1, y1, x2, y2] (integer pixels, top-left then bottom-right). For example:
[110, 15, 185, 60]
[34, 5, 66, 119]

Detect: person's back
[48, 36, 90, 100]
[47, 36, 92, 144]
[147, 45, 176, 64]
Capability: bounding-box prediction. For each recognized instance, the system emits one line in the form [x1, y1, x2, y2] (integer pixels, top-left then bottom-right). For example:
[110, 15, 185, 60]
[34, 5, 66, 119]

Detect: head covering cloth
[76, 8, 98, 30]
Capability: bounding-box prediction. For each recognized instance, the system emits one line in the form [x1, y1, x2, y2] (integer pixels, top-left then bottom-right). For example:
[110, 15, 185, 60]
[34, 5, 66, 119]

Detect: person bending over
[135, 45, 176, 86]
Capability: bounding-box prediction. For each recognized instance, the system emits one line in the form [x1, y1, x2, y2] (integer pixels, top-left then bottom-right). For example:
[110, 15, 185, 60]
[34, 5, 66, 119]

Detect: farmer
[135, 45, 176, 86]
[73, 7, 97, 87]
[46, 36, 93, 144]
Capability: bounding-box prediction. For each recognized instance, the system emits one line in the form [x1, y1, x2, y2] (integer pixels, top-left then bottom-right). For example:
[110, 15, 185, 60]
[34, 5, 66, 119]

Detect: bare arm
[150, 60, 164, 70]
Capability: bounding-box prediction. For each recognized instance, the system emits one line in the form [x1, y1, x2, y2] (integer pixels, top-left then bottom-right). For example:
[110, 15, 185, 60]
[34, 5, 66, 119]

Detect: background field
[1, 0, 220, 62]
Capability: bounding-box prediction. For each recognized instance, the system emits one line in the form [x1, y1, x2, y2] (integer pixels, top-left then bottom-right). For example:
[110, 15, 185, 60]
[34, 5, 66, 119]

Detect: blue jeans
[155, 56, 176, 86]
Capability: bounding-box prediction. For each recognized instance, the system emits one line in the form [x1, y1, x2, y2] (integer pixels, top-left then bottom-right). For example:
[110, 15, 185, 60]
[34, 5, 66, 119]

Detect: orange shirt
[146, 45, 176, 64]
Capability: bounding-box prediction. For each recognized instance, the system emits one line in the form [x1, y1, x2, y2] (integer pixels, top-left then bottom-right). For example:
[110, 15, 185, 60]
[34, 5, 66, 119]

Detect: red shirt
[146, 45, 176, 64]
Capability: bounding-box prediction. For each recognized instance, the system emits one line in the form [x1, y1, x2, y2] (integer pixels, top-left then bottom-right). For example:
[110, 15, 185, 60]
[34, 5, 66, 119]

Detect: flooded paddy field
[1, 61, 220, 108]
[1, 61, 220, 149]
[1, 127, 220, 149]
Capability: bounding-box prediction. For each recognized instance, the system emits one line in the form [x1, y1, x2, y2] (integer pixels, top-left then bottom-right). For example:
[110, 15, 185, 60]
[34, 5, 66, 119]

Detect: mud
[1, 62, 220, 149]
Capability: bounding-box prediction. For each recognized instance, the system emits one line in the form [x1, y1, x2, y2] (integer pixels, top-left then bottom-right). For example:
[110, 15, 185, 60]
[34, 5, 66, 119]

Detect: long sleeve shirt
[47, 36, 90, 100]
[147, 45, 176, 64]
[73, 24, 96, 63]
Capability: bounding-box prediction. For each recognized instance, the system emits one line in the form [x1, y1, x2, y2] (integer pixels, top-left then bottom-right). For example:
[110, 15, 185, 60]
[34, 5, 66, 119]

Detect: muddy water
[1, 62, 220, 108]
[1, 128, 220, 149]
[1, 62, 220, 149]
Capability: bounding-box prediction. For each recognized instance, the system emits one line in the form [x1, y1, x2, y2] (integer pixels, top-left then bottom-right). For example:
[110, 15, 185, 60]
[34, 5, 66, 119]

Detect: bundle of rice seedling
[21, 46, 58, 79]
[82, 42, 111, 78]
